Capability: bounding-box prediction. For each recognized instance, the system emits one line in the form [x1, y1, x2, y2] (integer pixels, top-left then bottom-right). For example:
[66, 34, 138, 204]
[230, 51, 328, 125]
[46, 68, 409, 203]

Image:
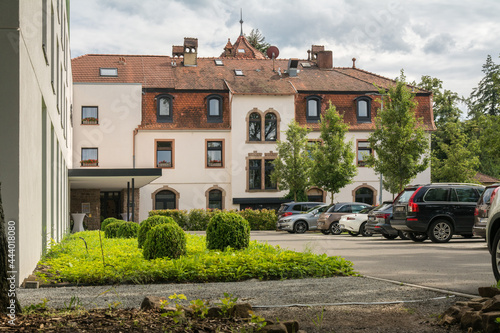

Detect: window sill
[245, 140, 278, 144]
[246, 189, 280, 193]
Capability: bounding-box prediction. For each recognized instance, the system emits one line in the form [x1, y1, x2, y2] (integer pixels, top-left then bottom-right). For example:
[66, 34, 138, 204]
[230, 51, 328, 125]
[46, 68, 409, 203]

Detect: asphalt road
[250, 231, 496, 296]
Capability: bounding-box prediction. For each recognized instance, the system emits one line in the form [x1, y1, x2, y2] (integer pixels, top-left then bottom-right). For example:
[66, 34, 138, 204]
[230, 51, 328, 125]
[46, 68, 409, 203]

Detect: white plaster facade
[0, 0, 72, 285]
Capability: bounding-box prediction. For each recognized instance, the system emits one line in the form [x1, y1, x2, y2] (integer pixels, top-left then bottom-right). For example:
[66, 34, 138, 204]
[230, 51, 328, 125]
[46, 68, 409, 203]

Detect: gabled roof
[220, 35, 266, 59]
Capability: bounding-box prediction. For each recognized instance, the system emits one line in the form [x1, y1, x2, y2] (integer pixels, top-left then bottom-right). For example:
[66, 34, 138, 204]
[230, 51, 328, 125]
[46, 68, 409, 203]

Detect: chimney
[183, 37, 198, 66]
[317, 50, 333, 70]
[311, 45, 325, 60]
[287, 59, 299, 77]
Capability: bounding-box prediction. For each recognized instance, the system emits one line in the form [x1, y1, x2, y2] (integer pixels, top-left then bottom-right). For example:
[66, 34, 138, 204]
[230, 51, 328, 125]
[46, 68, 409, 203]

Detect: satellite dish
[267, 46, 280, 59]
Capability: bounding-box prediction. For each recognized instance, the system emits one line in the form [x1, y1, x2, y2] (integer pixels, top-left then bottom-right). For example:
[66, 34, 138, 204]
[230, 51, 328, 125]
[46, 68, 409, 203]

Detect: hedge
[149, 208, 277, 231]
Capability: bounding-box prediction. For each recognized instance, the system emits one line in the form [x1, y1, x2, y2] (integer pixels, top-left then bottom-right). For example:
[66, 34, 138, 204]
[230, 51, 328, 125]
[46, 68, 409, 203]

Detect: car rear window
[397, 190, 416, 203]
[423, 188, 449, 202]
[480, 187, 498, 205]
[278, 204, 290, 214]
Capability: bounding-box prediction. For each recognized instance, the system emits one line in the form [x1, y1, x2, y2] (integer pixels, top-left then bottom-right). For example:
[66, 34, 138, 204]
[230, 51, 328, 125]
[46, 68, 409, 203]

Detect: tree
[475, 114, 500, 178]
[310, 103, 357, 203]
[246, 29, 270, 55]
[431, 121, 479, 183]
[416, 75, 461, 126]
[0, 183, 21, 318]
[271, 121, 312, 201]
[366, 70, 429, 195]
[467, 54, 500, 118]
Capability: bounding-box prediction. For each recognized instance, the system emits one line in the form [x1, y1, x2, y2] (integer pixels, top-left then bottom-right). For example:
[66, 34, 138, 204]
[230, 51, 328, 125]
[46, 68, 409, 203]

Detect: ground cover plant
[35, 231, 355, 285]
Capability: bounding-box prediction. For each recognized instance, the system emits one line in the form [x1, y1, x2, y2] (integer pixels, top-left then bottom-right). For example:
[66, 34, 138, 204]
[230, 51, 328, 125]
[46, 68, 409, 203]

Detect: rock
[460, 310, 482, 330]
[206, 306, 223, 318]
[471, 297, 490, 303]
[439, 306, 462, 325]
[482, 295, 500, 312]
[478, 287, 500, 298]
[261, 323, 288, 333]
[481, 311, 500, 333]
[140, 296, 166, 311]
[231, 303, 253, 318]
[467, 302, 485, 311]
[282, 320, 299, 333]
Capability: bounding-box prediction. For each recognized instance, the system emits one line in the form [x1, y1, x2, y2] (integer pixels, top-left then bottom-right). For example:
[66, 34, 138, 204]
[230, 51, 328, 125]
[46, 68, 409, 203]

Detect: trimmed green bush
[138, 215, 177, 248]
[142, 223, 186, 260]
[101, 217, 118, 231]
[186, 209, 219, 231]
[104, 221, 125, 238]
[239, 208, 277, 230]
[117, 221, 139, 238]
[149, 209, 189, 228]
[206, 211, 250, 250]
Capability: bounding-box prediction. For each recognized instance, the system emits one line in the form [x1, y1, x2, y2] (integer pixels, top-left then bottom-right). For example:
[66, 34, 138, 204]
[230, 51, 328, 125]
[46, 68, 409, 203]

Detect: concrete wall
[0, 0, 72, 285]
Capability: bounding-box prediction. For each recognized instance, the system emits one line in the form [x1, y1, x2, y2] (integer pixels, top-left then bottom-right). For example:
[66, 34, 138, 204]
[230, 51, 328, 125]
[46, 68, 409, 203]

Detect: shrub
[104, 221, 125, 238]
[138, 215, 177, 248]
[117, 222, 139, 238]
[149, 209, 189, 228]
[186, 209, 219, 231]
[101, 217, 118, 231]
[142, 223, 186, 260]
[238, 209, 277, 230]
[206, 212, 250, 251]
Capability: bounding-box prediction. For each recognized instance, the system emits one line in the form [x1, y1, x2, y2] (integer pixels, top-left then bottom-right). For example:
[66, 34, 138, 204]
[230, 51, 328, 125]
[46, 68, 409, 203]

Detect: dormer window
[356, 97, 371, 123]
[235, 69, 244, 76]
[156, 94, 173, 123]
[99, 68, 118, 77]
[238, 49, 245, 53]
[214, 59, 224, 66]
[306, 96, 321, 122]
[207, 94, 223, 123]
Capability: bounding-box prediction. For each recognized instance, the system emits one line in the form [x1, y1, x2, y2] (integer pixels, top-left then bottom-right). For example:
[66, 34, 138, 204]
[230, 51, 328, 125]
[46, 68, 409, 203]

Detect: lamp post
[366, 92, 385, 205]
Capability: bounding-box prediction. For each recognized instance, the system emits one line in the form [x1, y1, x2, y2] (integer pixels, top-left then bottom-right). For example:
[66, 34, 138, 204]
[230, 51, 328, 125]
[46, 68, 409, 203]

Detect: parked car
[276, 204, 329, 233]
[473, 183, 500, 238]
[392, 183, 485, 243]
[339, 206, 376, 237]
[317, 202, 372, 235]
[485, 185, 500, 281]
[277, 201, 325, 220]
[365, 202, 424, 241]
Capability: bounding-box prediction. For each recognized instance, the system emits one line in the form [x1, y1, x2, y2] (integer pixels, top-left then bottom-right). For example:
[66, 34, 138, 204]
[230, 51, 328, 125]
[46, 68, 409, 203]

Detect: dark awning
[69, 168, 162, 191]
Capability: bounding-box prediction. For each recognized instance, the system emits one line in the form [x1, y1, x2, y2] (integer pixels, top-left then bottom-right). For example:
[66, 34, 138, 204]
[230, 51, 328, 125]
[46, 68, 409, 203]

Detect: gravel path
[17, 276, 469, 310]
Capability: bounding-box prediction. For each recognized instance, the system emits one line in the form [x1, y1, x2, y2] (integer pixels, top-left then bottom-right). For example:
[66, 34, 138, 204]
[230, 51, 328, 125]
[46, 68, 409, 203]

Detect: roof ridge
[72, 54, 171, 59]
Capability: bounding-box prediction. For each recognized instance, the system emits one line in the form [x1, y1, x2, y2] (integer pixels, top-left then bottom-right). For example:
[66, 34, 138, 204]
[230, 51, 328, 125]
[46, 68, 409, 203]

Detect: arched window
[156, 94, 173, 123]
[208, 189, 223, 209]
[306, 96, 321, 122]
[155, 190, 176, 209]
[207, 95, 223, 123]
[355, 97, 371, 123]
[355, 187, 374, 205]
[249, 112, 261, 141]
[264, 113, 277, 141]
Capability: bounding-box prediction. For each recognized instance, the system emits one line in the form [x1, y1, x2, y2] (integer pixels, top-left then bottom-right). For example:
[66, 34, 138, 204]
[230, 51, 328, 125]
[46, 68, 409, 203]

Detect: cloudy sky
[71, 0, 500, 108]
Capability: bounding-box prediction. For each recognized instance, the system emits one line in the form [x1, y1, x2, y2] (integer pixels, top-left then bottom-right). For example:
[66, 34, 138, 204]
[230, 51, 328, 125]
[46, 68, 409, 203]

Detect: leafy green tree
[310, 103, 357, 203]
[417, 75, 461, 126]
[271, 121, 312, 201]
[366, 71, 429, 194]
[475, 114, 500, 178]
[246, 29, 270, 55]
[431, 121, 479, 183]
[467, 54, 500, 118]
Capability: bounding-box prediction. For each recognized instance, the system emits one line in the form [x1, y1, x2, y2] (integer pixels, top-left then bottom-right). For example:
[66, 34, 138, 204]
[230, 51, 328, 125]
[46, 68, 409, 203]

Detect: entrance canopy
[69, 168, 162, 190]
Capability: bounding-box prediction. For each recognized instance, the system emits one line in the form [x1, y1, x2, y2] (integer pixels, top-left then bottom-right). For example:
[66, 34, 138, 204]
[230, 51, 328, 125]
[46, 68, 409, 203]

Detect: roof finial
[239, 8, 244, 36]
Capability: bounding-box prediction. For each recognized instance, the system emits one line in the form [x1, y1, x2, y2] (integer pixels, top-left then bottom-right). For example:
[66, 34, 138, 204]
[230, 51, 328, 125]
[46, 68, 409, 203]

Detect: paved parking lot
[250, 231, 496, 296]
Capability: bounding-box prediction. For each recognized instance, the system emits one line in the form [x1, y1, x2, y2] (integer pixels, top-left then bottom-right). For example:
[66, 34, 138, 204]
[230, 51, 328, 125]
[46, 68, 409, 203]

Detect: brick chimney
[183, 37, 198, 66]
[317, 50, 333, 70]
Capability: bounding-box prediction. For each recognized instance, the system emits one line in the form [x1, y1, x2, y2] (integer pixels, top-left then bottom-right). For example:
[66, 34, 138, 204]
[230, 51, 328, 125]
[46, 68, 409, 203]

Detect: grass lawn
[36, 231, 356, 285]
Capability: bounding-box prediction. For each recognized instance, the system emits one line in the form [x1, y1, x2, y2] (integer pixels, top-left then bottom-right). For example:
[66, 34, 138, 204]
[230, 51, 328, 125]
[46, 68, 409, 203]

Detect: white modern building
[0, 0, 72, 285]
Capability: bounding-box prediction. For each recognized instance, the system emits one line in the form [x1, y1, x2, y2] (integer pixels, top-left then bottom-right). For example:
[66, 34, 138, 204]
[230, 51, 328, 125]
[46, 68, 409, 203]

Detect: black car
[391, 183, 485, 243]
[473, 183, 500, 238]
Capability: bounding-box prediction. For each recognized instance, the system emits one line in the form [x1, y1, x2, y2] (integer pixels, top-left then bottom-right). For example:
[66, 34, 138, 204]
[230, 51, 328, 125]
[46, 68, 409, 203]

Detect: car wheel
[360, 223, 372, 237]
[382, 234, 398, 240]
[348, 231, 359, 236]
[330, 222, 342, 235]
[491, 229, 500, 281]
[398, 231, 409, 240]
[428, 220, 453, 243]
[293, 221, 308, 234]
[321, 230, 331, 235]
[408, 232, 428, 242]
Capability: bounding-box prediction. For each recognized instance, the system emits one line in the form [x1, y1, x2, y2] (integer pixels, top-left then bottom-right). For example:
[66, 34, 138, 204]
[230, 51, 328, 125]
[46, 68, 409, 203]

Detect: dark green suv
[391, 183, 485, 243]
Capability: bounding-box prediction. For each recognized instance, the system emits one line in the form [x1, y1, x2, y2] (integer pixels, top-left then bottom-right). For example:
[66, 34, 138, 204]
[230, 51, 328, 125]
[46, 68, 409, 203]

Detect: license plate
[395, 206, 405, 212]
[369, 216, 376, 220]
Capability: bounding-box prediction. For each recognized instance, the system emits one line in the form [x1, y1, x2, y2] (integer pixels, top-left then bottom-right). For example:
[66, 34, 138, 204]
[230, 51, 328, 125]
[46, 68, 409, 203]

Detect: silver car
[276, 204, 329, 233]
